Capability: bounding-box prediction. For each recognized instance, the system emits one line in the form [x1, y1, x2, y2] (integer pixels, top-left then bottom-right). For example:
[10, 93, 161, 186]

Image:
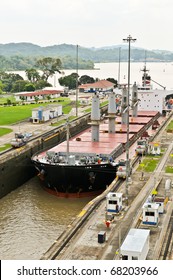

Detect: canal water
[2, 62, 173, 260]
[0, 177, 91, 260]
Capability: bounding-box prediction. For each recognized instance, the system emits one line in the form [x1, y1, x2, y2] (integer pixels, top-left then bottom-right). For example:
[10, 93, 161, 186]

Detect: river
[1, 61, 173, 260]
[51, 61, 173, 90]
[0, 177, 91, 260]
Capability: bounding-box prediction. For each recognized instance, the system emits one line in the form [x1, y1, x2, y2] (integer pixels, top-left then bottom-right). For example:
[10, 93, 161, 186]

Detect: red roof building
[15, 89, 63, 102]
[78, 79, 115, 93]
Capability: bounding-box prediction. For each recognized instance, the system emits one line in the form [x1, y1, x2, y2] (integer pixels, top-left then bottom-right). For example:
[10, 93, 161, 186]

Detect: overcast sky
[1, 0, 173, 51]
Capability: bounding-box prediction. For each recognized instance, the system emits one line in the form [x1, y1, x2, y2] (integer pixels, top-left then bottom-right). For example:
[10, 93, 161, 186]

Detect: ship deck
[40, 110, 159, 157]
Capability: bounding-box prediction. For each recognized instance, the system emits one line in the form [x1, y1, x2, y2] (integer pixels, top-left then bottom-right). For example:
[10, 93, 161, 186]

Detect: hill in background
[0, 42, 173, 71]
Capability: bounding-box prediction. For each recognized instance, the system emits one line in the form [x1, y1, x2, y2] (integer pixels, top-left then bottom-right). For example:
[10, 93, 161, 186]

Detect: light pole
[123, 35, 136, 205]
[118, 47, 121, 87]
[76, 44, 79, 117]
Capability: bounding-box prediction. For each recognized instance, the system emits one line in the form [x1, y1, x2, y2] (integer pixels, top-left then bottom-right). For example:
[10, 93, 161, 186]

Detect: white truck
[11, 132, 32, 148]
[135, 139, 148, 155]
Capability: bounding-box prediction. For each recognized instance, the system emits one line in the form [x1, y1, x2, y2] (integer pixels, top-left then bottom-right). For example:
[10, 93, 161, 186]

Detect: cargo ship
[31, 91, 122, 197]
[31, 81, 161, 198]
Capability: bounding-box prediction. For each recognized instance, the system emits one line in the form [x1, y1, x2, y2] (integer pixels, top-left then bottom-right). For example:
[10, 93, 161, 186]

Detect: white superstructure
[135, 64, 173, 113]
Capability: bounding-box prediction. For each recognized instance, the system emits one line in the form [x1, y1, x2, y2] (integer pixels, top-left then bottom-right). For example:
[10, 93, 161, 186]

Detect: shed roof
[78, 79, 115, 89]
[120, 228, 150, 253]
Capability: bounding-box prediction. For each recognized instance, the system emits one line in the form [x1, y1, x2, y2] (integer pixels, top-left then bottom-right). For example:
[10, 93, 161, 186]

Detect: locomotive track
[41, 112, 173, 260]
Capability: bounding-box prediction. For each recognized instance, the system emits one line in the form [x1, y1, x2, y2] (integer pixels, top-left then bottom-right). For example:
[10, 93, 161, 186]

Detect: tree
[35, 80, 52, 90]
[0, 80, 4, 94]
[0, 71, 24, 92]
[34, 96, 39, 103]
[24, 83, 36, 92]
[106, 78, 118, 87]
[11, 80, 28, 93]
[36, 57, 62, 81]
[79, 75, 95, 84]
[25, 68, 40, 82]
[58, 73, 79, 90]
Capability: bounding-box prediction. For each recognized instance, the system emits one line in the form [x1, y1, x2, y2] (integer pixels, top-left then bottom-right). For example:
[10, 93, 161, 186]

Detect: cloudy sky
[1, 0, 173, 51]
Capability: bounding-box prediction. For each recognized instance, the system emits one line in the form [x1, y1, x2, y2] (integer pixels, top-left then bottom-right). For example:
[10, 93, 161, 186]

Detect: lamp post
[123, 35, 136, 205]
[118, 47, 121, 87]
[76, 44, 79, 117]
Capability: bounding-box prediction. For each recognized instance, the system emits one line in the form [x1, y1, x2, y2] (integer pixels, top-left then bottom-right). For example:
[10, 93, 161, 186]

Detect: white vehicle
[10, 132, 30, 148]
[117, 159, 127, 179]
[135, 139, 148, 155]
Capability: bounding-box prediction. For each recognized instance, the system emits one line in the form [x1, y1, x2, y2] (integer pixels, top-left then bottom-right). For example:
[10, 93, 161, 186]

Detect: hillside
[0, 42, 173, 71]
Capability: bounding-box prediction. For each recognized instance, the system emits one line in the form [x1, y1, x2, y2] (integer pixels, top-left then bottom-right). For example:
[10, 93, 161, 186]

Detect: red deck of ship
[44, 110, 159, 157]
[115, 117, 152, 125]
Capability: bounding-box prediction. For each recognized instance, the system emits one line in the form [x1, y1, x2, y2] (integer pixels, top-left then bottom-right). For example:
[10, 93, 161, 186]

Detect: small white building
[32, 105, 62, 123]
[106, 192, 122, 214]
[120, 228, 150, 260]
[142, 203, 159, 225]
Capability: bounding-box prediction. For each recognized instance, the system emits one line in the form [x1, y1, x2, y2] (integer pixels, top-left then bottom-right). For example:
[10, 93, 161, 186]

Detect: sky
[1, 0, 173, 51]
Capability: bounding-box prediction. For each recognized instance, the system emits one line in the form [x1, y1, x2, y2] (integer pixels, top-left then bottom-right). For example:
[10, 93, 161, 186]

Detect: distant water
[13, 62, 173, 90]
[51, 62, 173, 90]
[0, 177, 91, 260]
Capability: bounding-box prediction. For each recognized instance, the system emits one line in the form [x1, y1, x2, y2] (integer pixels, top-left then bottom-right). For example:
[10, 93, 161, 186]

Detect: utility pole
[76, 44, 79, 117]
[118, 47, 121, 87]
[123, 35, 136, 205]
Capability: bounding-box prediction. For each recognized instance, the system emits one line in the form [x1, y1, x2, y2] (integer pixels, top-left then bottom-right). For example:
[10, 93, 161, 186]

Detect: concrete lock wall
[0, 114, 93, 199]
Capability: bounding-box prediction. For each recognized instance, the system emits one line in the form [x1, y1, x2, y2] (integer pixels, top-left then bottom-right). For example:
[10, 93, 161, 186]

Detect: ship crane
[140, 63, 166, 90]
[150, 78, 166, 90]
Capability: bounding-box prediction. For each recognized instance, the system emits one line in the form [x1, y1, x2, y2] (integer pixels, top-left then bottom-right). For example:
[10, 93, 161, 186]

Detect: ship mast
[66, 118, 70, 164]
[76, 44, 79, 117]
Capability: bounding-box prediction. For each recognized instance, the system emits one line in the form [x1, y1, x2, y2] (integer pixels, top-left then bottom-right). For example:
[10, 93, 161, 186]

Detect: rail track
[41, 112, 173, 260]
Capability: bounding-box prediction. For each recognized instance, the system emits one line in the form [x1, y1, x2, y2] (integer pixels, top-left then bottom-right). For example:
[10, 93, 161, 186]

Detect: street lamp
[123, 35, 136, 205]
[76, 44, 79, 117]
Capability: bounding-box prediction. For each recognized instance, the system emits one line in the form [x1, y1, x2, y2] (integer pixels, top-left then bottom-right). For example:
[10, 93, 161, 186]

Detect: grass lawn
[0, 96, 16, 104]
[165, 166, 173, 173]
[0, 127, 13, 136]
[137, 157, 160, 172]
[0, 99, 72, 125]
[166, 120, 173, 132]
[0, 143, 11, 152]
[51, 116, 77, 127]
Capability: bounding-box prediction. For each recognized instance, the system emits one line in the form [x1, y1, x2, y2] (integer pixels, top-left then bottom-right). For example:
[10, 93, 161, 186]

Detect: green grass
[100, 100, 108, 106]
[0, 96, 16, 104]
[0, 143, 11, 152]
[138, 157, 160, 172]
[165, 166, 173, 173]
[0, 127, 13, 136]
[84, 108, 91, 113]
[0, 98, 72, 125]
[51, 116, 76, 126]
[166, 120, 173, 132]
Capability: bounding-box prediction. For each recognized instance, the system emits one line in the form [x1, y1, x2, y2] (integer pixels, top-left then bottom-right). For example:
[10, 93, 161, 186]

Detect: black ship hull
[33, 160, 118, 198]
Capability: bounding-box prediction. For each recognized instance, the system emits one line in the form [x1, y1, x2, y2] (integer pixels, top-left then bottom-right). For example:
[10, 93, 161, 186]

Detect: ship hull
[33, 161, 118, 198]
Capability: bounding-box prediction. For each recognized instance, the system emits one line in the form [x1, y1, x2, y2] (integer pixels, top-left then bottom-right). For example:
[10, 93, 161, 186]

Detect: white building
[106, 192, 122, 214]
[142, 203, 159, 225]
[32, 105, 62, 123]
[120, 228, 150, 260]
[15, 89, 63, 103]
